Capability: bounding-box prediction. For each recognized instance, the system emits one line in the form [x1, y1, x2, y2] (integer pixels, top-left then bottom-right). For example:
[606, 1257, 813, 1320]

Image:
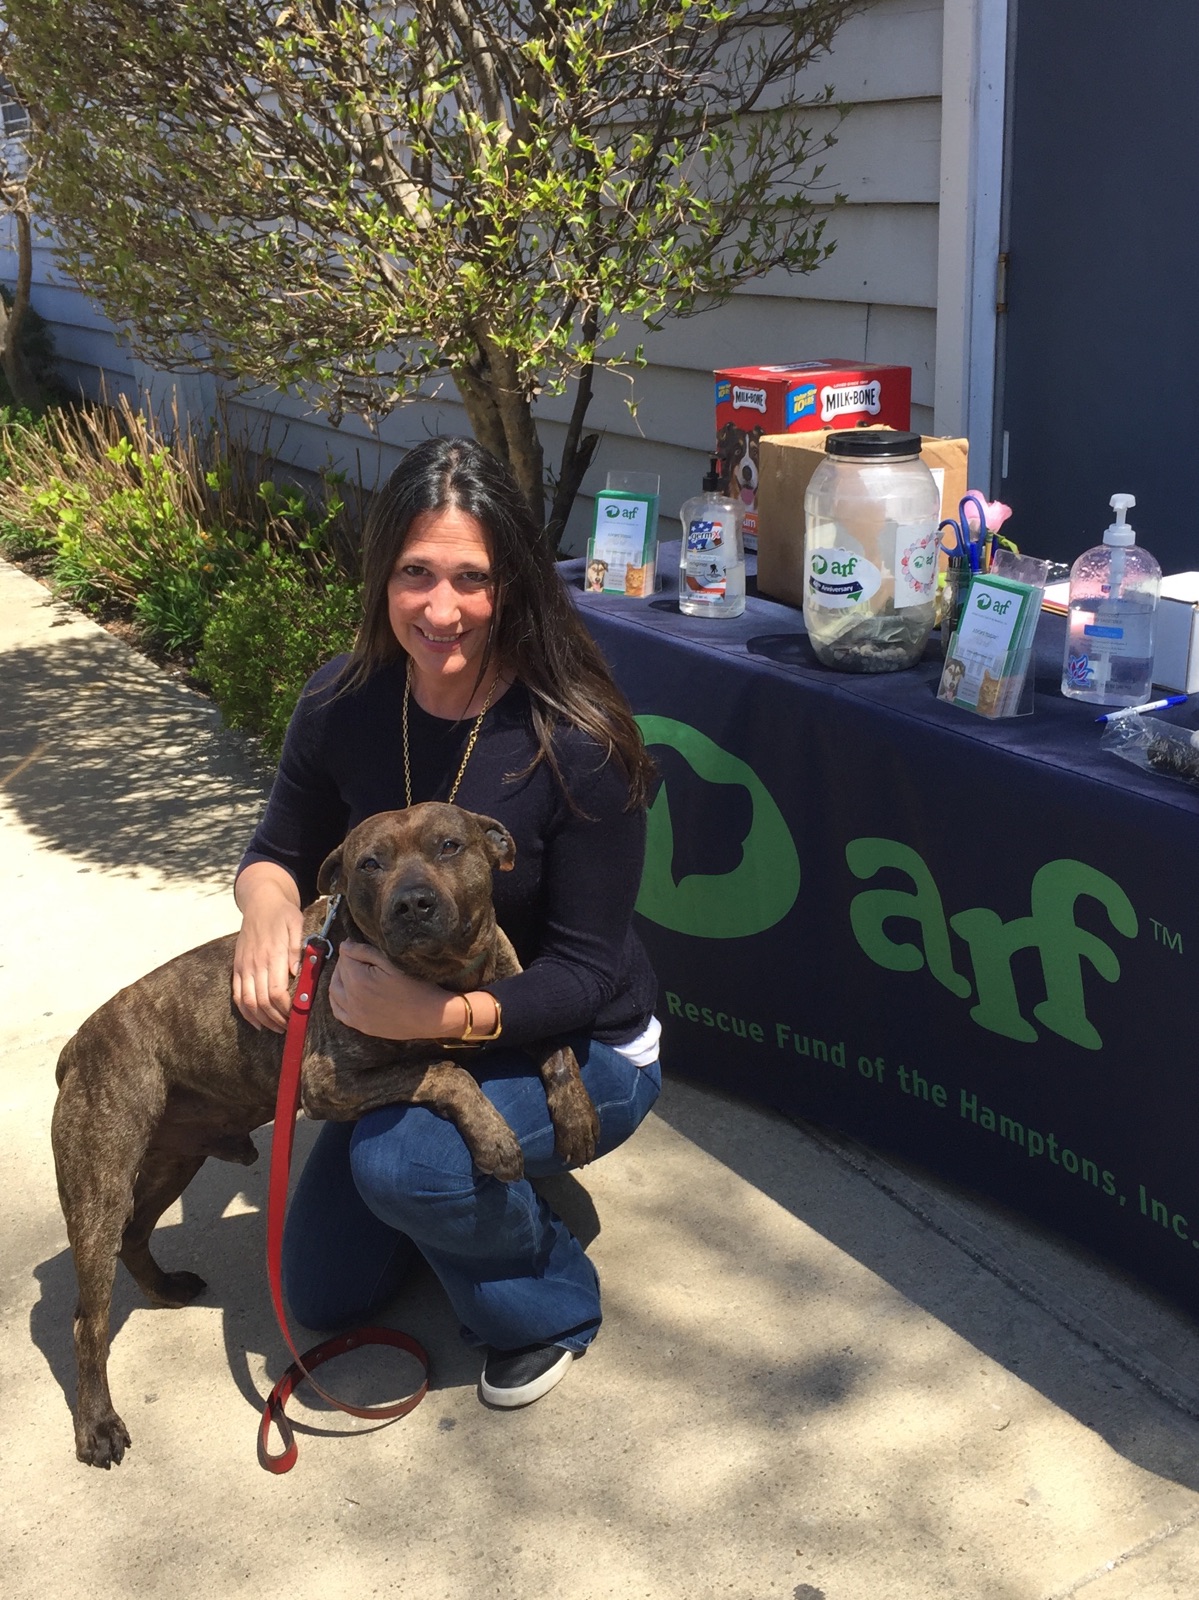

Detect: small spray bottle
[1061, 493, 1161, 706]
[678, 457, 746, 619]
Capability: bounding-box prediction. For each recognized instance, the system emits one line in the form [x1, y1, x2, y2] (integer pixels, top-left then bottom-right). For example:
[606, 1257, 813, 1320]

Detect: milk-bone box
[715, 361, 912, 547]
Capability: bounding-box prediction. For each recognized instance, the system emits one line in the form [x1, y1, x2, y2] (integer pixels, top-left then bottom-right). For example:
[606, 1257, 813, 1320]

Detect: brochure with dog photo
[586, 490, 658, 596]
[938, 574, 1037, 717]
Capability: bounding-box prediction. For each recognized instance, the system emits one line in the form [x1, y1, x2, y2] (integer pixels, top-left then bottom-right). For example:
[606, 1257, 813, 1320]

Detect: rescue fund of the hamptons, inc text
[663, 990, 1197, 1252]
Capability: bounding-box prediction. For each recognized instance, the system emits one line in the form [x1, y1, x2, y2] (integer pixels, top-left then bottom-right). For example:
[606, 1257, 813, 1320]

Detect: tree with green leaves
[0, 56, 44, 410]
[5, 0, 856, 544]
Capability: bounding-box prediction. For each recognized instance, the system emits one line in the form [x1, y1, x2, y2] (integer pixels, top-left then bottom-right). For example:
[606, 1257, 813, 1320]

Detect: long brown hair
[341, 437, 656, 809]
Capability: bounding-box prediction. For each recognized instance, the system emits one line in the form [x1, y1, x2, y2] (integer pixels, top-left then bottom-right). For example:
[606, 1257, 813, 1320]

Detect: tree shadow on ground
[30, 1113, 601, 1447]
[652, 1073, 1199, 1497]
[0, 634, 270, 884]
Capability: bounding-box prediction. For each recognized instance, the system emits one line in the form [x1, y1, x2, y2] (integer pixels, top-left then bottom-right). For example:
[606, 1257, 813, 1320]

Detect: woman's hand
[233, 862, 304, 1033]
[328, 941, 459, 1040]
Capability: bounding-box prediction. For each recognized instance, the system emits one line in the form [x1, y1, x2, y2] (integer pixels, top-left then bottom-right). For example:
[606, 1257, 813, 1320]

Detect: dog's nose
[389, 879, 440, 923]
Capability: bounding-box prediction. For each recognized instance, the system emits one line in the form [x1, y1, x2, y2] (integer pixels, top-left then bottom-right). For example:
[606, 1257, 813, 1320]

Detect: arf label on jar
[807, 547, 881, 608]
[893, 525, 938, 608]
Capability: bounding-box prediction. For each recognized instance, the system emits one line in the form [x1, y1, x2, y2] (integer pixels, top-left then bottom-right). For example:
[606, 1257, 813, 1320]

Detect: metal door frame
[932, 0, 1011, 493]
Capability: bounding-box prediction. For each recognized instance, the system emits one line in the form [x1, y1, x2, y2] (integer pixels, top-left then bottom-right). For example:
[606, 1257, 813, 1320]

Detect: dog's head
[585, 558, 608, 592]
[716, 421, 762, 505]
[316, 803, 516, 973]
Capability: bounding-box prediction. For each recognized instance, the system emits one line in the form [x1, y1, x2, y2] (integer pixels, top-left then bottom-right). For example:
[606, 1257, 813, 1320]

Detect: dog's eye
[438, 838, 462, 858]
[357, 855, 383, 872]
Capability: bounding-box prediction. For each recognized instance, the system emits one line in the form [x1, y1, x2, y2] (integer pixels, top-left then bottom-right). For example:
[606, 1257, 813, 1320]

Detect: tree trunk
[454, 347, 546, 528]
[473, 327, 545, 531]
[545, 317, 601, 553]
[452, 355, 509, 465]
[0, 208, 41, 410]
[455, 329, 600, 550]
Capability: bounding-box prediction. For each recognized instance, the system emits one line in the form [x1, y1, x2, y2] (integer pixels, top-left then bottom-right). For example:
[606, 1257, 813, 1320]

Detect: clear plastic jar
[803, 431, 940, 673]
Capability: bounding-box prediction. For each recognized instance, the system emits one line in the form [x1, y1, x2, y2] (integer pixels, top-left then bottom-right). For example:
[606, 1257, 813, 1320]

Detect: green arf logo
[846, 839, 1137, 1050]
[634, 716, 800, 938]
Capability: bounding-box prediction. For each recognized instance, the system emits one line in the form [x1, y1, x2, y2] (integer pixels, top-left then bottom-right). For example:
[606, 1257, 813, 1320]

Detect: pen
[1094, 695, 1188, 722]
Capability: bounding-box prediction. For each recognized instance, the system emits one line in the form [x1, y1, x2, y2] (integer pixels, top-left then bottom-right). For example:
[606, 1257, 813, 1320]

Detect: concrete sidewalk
[4, 555, 1199, 1600]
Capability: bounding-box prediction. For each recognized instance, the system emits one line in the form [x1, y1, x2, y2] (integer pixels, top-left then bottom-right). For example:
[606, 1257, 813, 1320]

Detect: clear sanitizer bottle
[678, 457, 746, 618]
[1061, 493, 1161, 705]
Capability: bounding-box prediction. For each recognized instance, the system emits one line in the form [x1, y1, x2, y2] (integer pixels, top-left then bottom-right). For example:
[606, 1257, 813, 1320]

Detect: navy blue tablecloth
[565, 544, 1199, 1311]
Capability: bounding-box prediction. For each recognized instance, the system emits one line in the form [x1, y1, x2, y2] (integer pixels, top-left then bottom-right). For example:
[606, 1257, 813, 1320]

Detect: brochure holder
[937, 549, 1051, 718]
[584, 471, 661, 597]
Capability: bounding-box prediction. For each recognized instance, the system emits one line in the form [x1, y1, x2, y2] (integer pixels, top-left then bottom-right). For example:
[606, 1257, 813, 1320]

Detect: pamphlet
[938, 573, 1038, 717]
[586, 489, 659, 596]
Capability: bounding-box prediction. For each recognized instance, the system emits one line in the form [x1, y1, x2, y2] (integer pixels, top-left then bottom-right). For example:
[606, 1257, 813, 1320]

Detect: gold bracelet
[458, 992, 474, 1041]
[463, 995, 503, 1042]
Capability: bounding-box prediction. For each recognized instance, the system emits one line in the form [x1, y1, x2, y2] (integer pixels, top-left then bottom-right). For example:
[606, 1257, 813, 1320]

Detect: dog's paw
[147, 1269, 207, 1309]
[76, 1411, 131, 1469]
[471, 1130, 525, 1184]
[549, 1081, 601, 1168]
[535, 1045, 600, 1167]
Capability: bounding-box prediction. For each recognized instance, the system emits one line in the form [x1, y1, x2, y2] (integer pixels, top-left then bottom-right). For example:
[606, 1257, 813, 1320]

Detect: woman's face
[386, 505, 498, 699]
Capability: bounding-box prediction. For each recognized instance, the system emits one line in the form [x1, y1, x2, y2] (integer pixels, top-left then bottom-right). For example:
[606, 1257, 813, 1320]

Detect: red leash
[259, 907, 429, 1473]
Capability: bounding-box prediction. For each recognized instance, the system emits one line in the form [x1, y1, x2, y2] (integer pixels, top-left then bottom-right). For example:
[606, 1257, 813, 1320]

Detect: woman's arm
[232, 659, 351, 1029]
[232, 861, 305, 1032]
[482, 758, 646, 1042]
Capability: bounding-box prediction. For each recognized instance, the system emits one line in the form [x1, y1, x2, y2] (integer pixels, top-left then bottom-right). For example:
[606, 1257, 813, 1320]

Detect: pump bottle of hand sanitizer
[678, 457, 746, 618]
[1061, 493, 1161, 705]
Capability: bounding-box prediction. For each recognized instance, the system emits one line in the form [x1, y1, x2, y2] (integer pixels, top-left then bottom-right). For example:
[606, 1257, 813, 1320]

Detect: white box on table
[1152, 573, 1199, 692]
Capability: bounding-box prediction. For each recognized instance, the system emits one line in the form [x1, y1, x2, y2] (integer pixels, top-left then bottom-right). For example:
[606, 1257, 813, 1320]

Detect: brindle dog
[51, 803, 599, 1468]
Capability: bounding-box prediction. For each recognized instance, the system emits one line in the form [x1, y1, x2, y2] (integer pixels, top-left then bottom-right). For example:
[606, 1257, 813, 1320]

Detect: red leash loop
[259, 926, 429, 1473]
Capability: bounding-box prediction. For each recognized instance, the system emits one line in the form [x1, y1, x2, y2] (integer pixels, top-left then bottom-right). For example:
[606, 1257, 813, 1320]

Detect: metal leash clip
[309, 892, 342, 959]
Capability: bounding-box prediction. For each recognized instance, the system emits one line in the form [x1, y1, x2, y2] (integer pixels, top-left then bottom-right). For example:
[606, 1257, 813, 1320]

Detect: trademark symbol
[1151, 919, 1184, 954]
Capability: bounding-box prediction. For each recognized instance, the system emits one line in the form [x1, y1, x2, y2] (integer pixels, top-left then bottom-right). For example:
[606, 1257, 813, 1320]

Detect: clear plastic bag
[1099, 712, 1199, 788]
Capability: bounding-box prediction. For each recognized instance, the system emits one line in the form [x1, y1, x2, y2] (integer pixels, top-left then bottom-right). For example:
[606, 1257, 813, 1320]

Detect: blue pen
[1094, 695, 1188, 722]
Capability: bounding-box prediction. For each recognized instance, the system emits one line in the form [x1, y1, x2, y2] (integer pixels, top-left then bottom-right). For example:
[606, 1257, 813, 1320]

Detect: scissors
[938, 493, 992, 573]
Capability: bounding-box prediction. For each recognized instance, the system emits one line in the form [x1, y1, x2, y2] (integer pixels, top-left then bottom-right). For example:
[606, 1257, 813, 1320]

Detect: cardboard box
[715, 361, 912, 549]
[755, 428, 970, 609]
[1152, 573, 1199, 692]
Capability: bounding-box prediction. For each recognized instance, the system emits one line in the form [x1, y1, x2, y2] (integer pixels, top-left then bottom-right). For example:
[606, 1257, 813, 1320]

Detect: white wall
[0, 0, 949, 554]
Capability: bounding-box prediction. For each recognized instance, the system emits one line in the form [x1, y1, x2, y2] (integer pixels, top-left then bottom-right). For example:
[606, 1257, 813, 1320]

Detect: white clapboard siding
[0, 0, 949, 555]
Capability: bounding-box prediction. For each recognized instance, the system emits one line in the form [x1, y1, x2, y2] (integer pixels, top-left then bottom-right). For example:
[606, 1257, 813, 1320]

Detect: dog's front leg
[527, 1043, 600, 1167]
[301, 1052, 525, 1182]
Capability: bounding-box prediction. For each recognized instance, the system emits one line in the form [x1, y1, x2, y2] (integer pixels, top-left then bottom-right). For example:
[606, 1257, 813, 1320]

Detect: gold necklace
[402, 660, 500, 808]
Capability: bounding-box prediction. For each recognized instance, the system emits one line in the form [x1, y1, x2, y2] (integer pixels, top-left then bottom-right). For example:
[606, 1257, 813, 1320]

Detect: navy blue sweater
[238, 657, 658, 1048]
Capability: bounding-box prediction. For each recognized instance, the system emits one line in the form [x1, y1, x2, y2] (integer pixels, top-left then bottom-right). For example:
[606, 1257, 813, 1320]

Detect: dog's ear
[316, 843, 344, 895]
[471, 813, 516, 872]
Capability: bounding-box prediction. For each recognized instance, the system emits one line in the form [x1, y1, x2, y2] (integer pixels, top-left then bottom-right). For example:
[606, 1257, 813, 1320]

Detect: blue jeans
[282, 1038, 661, 1352]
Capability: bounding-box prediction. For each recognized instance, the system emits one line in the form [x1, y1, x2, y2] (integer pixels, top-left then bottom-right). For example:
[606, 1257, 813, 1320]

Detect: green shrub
[0, 405, 56, 556]
[196, 550, 362, 759]
[0, 391, 363, 745]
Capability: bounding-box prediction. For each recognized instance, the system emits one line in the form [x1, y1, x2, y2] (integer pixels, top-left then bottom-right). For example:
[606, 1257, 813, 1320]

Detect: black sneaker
[479, 1342, 577, 1408]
